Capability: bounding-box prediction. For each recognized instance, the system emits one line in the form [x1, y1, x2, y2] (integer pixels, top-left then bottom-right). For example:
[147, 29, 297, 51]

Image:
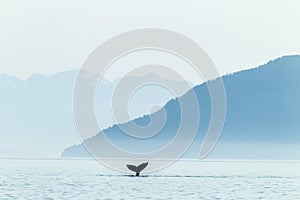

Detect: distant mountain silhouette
[62, 55, 300, 159]
[0, 70, 187, 157]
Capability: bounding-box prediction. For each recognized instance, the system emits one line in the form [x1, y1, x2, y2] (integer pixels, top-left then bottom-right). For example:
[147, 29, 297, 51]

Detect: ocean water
[0, 159, 300, 199]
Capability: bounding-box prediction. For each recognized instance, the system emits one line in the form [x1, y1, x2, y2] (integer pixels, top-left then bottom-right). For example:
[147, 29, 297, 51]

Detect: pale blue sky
[0, 0, 300, 80]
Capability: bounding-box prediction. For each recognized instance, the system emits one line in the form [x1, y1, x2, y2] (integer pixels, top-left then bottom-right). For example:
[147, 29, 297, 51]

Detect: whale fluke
[126, 162, 148, 176]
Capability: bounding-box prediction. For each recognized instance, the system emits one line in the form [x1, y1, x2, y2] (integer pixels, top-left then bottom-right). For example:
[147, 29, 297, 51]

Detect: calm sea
[0, 159, 300, 199]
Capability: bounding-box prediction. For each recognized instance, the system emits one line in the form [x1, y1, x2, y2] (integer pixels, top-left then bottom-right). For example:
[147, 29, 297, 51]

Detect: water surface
[0, 159, 300, 199]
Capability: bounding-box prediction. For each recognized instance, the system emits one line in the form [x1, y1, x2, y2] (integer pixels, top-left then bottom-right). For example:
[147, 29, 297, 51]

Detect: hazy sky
[0, 0, 300, 80]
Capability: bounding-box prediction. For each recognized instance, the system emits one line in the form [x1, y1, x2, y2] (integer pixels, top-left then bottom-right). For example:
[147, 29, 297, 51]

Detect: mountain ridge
[62, 55, 300, 159]
[0, 69, 194, 157]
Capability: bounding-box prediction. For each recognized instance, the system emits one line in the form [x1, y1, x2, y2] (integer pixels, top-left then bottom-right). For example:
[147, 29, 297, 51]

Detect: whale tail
[126, 162, 148, 176]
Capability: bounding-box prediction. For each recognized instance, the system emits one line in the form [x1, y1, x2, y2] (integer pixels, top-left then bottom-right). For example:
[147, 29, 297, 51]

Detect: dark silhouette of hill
[62, 55, 300, 159]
